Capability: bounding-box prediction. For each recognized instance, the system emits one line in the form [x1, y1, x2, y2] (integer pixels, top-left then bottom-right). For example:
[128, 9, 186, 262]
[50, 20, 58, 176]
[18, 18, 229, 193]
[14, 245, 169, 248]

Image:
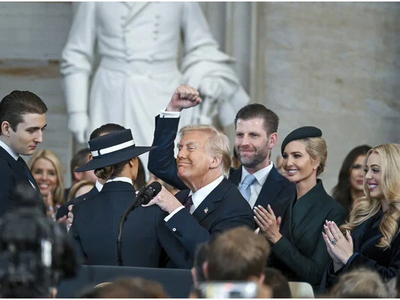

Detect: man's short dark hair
[234, 103, 279, 135]
[70, 148, 91, 182]
[263, 268, 291, 298]
[90, 123, 126, 140]
[0, 90, 47, 133]
[207, 227, 270, 281]
[193, 242, 210, 283]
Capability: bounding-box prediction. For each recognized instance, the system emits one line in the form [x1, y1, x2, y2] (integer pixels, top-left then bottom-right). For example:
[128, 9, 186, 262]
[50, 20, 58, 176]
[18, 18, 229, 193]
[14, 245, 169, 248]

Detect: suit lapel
[255, 167, 284, 207]
[122, 2, 150, 28]
[273, 196, 294, 243]
[0, 147, 36, 188]
[192, 179, 229, 223]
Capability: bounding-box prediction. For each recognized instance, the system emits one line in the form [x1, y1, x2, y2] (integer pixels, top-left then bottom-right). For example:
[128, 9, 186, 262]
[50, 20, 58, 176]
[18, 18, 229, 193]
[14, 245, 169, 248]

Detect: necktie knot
[184, 195, 193, 210]
[239, 174, 256, 202]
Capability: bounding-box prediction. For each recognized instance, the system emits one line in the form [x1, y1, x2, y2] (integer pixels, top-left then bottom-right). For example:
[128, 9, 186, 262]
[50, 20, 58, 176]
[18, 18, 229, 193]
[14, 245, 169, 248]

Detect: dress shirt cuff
[164, 206, 185, 222]
[160, 110, 181, 118]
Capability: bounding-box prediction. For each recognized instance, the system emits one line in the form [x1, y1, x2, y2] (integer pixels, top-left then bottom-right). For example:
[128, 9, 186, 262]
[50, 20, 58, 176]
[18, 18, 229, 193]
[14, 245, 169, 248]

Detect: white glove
[68, 112, 89, 144]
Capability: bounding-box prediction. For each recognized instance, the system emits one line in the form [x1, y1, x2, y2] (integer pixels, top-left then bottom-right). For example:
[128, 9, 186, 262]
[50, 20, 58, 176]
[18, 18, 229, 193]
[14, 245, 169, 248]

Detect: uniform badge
[204, 207, 209, 214]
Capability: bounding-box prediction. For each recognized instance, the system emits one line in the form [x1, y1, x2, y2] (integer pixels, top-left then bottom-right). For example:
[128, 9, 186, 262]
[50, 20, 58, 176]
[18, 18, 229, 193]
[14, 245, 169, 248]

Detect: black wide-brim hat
[281, 126, 322, 155]
[75, 129, 157, 172]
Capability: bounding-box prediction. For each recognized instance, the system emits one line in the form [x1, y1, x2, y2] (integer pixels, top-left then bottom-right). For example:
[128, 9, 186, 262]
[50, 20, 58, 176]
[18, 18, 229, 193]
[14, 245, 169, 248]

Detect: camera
[0, 183, 78, 297]
[197, 281, 258, 298]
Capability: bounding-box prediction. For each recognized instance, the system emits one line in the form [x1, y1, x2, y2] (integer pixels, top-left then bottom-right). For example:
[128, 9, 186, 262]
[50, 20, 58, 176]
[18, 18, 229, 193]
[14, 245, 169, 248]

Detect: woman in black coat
[253, 126, 345, 289]
[322, 143, 400, 291]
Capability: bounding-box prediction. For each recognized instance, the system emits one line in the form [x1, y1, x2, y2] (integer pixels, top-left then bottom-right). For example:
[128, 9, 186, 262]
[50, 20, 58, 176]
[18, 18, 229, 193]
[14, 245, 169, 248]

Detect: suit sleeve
[60, 2, 96, 115]
[148, 116, 188, 190]
[344, 237, 400, 281]
[271, 207, 346, 286]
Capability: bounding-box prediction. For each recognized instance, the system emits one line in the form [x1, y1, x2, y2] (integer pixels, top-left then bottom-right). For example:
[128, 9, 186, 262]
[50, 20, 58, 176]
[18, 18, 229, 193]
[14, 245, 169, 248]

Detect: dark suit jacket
[320, 210, 400, 292]
[69, 181, 169, 267]
[163, 178, 255, 269]
[148, 116, 296, 207]
[268, 180, 346, 289]
[56, 186, 99, 220]
[0, 146, 40, 217]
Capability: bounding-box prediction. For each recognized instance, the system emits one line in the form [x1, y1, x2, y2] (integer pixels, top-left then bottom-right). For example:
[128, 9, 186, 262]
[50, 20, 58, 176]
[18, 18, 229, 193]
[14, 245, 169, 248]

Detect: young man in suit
[143, 86, 255, 268]
[0, 90, 47, 217]
[148, 86, 295, 209]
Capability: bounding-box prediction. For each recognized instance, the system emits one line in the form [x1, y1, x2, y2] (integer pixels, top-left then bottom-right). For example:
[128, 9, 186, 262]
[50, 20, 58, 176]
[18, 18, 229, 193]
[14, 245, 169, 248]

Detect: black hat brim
[75, 145, 157, 172]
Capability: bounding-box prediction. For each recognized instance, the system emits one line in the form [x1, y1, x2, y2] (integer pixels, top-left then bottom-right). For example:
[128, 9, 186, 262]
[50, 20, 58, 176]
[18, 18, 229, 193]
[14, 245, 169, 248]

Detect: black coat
[0, 146, 41, 217]
[320, 210, 400, 291]
[69, 181, 169, 267]
[269, 180, 346, 289]
[147, 116, 295, 207]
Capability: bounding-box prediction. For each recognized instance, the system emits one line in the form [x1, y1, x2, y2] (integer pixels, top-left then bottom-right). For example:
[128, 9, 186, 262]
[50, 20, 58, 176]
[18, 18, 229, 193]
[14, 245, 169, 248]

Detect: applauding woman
[322, 143, 400, 290]
[253, 126, 345, 289]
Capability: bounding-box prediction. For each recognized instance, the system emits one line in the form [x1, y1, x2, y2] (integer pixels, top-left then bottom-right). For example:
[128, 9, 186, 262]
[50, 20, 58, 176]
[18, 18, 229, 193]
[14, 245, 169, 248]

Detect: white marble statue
[61, 2, 249, 171]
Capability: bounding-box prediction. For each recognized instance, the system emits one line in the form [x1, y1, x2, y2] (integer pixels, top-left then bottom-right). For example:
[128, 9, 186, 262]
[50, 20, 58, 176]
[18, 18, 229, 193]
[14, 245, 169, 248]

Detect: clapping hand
[322, 220, 354, 272]
[254, 204, 282, 244]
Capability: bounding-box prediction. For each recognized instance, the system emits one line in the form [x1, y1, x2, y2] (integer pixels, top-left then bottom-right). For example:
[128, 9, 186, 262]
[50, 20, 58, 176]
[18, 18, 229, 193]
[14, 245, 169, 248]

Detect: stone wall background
[0, 2, 399, 192]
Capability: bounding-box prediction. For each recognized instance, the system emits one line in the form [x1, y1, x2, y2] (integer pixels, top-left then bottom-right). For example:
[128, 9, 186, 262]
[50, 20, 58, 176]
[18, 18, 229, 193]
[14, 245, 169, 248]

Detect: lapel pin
[204, 207, 209, 214]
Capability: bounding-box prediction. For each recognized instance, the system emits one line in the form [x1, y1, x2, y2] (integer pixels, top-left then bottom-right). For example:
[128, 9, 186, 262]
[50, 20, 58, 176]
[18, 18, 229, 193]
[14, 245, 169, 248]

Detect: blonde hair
[329, 268, 389, 298]
[341, 144, 400, 249]
[28, 149, 65, 206]
[299, 137, 328, 176]
[179, 124, 231, 176]
[67, 180, 95, 201]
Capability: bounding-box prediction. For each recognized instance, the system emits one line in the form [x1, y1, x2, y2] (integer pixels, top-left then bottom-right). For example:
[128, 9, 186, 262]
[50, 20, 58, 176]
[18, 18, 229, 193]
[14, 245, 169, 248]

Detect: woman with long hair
[253, 126, 345, 289]
[322, 143, 400, 290]
[332, 145, 372, 217]
[28, 149, 65, 218]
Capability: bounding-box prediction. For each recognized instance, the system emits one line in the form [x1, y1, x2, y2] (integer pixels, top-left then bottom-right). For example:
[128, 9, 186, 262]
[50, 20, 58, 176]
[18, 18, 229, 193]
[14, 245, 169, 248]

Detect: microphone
[117, 181, 162, 266]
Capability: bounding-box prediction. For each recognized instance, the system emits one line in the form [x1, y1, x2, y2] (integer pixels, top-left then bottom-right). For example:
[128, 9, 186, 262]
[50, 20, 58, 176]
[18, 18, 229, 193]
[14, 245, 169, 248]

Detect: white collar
[95, 180, 104, 192]
[241, 162, 273, 186]
[0, 140, 19, 160]
[191, 175, 224, 210]
[106, 177, 133, 185]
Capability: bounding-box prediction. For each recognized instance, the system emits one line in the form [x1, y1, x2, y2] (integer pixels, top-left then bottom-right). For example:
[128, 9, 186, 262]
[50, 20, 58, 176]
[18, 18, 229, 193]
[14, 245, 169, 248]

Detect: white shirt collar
[241, 161, 273, 186]
[106, 177, 133, 185]
[95, 180, 104, 192]
[190, 175, 224, 213]
[0, 140, 19, 160]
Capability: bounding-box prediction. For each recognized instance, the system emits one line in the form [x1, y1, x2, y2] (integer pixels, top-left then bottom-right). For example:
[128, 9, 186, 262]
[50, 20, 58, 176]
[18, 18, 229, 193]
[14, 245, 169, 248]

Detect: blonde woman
[28, 149, 65, 218]
[254, 126, 345, 289]
[322, 143, 400, 290]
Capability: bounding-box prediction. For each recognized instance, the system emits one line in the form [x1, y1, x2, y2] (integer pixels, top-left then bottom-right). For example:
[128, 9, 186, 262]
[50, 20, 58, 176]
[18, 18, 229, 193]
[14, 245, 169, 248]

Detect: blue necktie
[239, 174, 256, 202]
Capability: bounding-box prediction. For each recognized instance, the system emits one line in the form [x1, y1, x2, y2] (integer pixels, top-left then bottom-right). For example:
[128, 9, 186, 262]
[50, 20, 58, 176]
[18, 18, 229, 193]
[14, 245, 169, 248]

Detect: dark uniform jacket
[320, 210, 400, 292]
[147, 116, 295, 207]
[69, 181, 170, 267]
[56, 185, 100, 220]
[268, 180, 346, 289]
